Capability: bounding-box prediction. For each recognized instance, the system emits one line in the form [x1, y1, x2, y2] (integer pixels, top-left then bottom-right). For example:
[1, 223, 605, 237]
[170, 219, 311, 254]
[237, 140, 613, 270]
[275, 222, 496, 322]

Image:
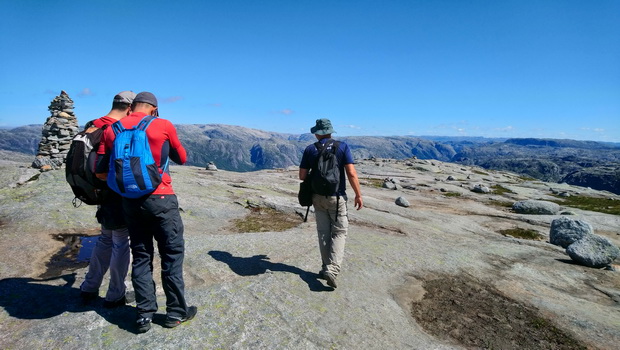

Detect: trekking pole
[303, 206, 310, 222]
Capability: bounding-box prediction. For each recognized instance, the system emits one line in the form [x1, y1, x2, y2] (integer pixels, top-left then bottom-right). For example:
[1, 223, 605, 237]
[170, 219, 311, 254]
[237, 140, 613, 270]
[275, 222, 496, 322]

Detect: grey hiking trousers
[312, 194, 349, 277]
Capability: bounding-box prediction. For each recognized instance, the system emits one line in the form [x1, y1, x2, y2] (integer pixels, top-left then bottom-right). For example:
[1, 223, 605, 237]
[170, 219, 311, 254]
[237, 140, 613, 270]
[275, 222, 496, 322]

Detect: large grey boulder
[549, 217, 593, 248]
[566, 235, 620, 268]
[512, 200, 560, 215]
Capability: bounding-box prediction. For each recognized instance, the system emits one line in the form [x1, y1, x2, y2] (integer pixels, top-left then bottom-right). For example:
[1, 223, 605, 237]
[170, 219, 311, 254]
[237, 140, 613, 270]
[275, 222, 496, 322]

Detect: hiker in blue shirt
[299, 118, 363, 289]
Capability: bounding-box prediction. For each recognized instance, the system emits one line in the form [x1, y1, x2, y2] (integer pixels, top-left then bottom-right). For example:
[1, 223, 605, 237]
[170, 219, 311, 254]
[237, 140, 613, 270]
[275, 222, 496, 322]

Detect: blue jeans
[80, 227, 130, 302]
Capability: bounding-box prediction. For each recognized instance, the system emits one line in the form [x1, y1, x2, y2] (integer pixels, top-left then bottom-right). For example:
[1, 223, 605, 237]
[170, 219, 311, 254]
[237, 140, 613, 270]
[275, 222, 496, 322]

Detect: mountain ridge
[1, 123, 618, 193]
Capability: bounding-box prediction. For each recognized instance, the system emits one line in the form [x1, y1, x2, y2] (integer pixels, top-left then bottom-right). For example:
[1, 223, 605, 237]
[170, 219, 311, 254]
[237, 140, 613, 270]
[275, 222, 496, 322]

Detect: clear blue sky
[1, 0, 618, 141]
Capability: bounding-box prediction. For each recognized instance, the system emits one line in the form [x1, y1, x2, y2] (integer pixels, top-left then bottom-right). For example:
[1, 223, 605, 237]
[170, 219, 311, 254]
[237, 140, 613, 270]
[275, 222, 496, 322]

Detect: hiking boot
[136, 317, 151, 333]
[80, 291, 98, 303]
[324, 272, 337, 289]
[103, 296, 126, 309]
[318, 270, 327, 280]
[163, 306, 198, 328]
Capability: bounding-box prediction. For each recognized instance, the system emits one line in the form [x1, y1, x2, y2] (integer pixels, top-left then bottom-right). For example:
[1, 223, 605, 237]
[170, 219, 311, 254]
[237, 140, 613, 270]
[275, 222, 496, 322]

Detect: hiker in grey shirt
[299, 118, 363, 289]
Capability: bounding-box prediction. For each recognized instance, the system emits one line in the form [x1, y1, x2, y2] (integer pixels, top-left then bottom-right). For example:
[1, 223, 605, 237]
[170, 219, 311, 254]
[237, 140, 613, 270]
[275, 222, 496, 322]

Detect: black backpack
[65, 122, 109, 206]
[311, 139, 341, 196]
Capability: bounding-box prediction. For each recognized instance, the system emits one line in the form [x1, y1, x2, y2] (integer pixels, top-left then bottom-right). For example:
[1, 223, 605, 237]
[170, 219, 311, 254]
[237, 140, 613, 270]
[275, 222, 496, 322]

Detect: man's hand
[354, 194, 363, 210]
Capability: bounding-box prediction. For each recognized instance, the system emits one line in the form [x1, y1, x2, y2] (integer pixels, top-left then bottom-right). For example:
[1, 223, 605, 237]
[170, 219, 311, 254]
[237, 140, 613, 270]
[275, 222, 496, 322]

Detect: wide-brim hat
[310, 118, 335, 135]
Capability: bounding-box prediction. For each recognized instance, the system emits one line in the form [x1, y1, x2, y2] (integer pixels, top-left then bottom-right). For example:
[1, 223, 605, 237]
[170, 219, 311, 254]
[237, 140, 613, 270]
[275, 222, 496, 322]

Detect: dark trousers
[123, 194, 188, 319]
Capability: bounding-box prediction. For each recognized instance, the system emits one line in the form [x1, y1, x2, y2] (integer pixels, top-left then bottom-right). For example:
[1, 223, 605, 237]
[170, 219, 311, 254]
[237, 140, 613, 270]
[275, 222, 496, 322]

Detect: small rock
[382, 180, 397, 190]
[395, 197, 410, 207]
[471, 184, 490, 194]
[446, 175, 455, 181]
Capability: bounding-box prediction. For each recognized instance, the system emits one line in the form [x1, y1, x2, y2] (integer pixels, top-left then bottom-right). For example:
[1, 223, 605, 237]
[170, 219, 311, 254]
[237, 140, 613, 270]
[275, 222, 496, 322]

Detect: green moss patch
[442, 192, 462, 197]
[498, 227, 544, 240]
[362, 178, 384, 188]
[551, 195, 620, 216]
[232, 207, 300, 233]
[491, 184, 516, 195]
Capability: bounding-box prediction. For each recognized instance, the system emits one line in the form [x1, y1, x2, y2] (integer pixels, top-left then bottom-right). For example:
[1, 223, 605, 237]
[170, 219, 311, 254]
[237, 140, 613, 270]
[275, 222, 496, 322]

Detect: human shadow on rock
[208, 250, 332, 292]
[0, 273, 136, 333]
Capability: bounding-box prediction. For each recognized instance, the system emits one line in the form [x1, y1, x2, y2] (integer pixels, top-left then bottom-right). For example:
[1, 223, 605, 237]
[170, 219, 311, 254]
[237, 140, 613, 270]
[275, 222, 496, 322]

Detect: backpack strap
[137, 115, 169, 174]
[84, 120, 96, 130]
[111, 120, 125, 135]
[136, 115, 157, 131]
[312, 139, 337, 169]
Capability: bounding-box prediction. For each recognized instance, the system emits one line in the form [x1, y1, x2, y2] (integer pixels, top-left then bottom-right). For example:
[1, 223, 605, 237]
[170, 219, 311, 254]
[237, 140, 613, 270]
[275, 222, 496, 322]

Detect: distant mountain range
[2, 123, 619, 194]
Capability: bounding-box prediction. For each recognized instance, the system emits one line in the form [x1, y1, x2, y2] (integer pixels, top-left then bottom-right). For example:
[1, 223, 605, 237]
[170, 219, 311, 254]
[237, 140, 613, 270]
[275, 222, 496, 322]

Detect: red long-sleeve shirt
[98, 112, 187, 195]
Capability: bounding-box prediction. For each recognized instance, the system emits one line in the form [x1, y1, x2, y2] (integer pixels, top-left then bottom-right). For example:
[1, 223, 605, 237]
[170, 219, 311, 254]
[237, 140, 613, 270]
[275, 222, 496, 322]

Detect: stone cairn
[32, 90, 80, 171]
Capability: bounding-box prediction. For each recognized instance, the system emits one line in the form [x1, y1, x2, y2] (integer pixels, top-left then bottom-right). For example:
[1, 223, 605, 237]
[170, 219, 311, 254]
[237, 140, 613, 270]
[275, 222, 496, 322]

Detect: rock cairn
[32, 91, 80, 171]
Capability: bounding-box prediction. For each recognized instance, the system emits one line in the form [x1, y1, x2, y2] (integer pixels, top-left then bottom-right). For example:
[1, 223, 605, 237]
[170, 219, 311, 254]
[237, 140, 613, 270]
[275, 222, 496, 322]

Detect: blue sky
[1, 0, 618, 141]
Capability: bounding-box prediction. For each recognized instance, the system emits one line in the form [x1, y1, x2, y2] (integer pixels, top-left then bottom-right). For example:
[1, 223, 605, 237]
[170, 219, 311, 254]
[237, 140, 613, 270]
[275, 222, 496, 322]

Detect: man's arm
[344, 163, 363, 210]
[299, 168, 309, 181]
[167, 121, 187, 165]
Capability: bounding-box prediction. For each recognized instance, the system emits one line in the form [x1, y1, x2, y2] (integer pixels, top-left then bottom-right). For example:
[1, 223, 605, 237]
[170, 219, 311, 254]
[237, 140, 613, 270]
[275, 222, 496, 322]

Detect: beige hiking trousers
[312, 194, 349, 277]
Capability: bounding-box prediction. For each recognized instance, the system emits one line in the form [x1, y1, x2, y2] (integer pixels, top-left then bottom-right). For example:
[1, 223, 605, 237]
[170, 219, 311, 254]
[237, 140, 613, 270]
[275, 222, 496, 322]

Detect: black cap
[133, 92, 158, 107]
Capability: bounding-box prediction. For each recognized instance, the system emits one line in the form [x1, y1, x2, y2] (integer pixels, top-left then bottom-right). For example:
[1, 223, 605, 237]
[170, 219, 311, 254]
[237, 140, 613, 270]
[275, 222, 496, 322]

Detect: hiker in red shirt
[97, 92, 196, 333]
[80, 91, 135, 308]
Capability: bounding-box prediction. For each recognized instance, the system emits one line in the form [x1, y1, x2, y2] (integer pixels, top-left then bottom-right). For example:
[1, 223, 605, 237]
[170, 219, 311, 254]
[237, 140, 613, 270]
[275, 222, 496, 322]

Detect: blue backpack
[107, 116, 168, 198]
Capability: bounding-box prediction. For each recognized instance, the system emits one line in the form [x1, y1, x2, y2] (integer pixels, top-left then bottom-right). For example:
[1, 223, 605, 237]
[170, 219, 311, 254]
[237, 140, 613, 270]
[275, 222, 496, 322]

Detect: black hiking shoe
[103, 296, 126, 309]
[163, 306, 198, 328]
[318, 270, 327, 280]
[136, 317, 151, 333]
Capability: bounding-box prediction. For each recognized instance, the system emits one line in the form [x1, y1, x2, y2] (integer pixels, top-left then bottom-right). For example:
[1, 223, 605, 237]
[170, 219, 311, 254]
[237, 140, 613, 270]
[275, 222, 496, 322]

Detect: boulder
[549, 217, 593, 248]
[566, 234, 620, 268]
[512, 200, 560, 215]
[395, 197, 410, 207]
